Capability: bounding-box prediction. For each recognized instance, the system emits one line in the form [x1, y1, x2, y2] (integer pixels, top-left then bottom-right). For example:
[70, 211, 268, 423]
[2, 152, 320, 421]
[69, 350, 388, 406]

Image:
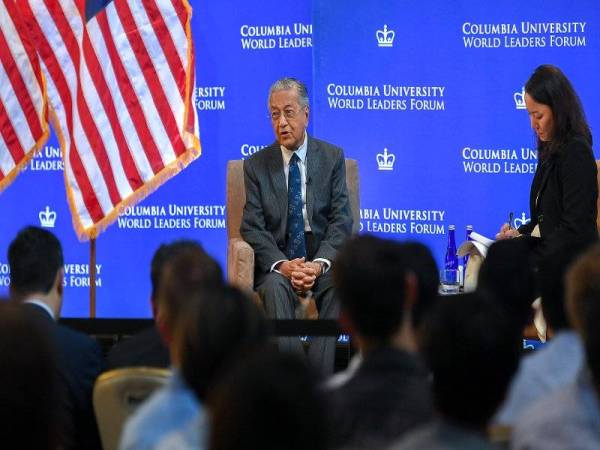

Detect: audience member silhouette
[477, 238, 536, 337]
[119, 245, 224, 449]
[152, 284, 271, 449]
[0, 301, 61, 450]
[177, 285, 270, 402]
[398, 241, 440, 332]
[209, 348, 330, 450]
[391, 293, 520, 449]
[513, 244, 600, 449]
[328, 235, 434, 448]
[107, 240, 217, 369]
[8, 226, 104, 450]
[326, 240, 439, 390]
[495, 242, 589, 426]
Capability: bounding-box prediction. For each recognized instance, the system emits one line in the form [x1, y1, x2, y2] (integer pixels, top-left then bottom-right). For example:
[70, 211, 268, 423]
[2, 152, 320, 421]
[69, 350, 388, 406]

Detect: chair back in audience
[488, 424, 512, 449]
[93, 367, 170, 450]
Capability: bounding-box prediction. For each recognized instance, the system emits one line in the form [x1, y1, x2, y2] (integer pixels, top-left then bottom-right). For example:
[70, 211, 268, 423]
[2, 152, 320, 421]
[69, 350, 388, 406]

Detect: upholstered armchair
[226, 159, 361, 293]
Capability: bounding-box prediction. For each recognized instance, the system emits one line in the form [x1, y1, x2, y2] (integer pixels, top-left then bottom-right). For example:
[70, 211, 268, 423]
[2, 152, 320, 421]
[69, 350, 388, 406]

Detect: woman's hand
[495, 223, 520, 240]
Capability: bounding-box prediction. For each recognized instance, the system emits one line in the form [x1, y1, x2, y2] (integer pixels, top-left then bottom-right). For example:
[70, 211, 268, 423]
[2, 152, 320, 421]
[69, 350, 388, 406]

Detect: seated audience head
[156, 242, 223, 346]
[566, 244, 600, 386]
[539, 241, 589, 333]
[422, 293, 520, 431]
[209, 348, 329, 450]
[8, 226, 64, 317]
[175, 284, 270, 401]
[398, 241, 439, 329]
[333, 235, 423, 350]
[0, 301, 60, 449]
[150, 240, 209, 318]
[477, 238, 536, 335]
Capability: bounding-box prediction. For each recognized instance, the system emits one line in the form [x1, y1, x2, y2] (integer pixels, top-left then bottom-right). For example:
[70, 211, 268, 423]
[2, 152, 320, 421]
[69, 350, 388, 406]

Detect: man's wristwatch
[316, 261, 326, 276]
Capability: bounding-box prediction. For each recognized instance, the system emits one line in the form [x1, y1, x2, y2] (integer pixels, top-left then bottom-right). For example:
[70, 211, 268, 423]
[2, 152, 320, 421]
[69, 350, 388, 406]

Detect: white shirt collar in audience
[323, 353, 363, 390]
[24, 299, 55, 321]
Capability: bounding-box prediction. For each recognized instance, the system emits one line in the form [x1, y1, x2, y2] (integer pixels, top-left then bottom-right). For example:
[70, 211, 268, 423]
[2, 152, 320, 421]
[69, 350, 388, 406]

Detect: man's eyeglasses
[269, 108, 304, 121]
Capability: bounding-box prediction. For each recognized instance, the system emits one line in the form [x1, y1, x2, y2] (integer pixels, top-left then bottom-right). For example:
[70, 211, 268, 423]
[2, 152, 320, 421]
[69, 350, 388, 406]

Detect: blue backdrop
[0, 0, 598, 317]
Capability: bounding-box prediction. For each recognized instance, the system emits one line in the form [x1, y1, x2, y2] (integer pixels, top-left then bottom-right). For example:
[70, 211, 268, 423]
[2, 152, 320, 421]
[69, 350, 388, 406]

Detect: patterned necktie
[285, 153, 307, 259]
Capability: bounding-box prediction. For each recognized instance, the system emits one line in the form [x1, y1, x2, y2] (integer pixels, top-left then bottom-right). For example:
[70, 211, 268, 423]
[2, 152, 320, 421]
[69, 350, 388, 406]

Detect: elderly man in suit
[241, 77, 352, 376]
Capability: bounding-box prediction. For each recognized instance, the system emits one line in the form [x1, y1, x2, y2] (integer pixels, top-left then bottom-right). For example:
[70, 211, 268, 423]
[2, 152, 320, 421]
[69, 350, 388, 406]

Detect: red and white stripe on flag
[20, 0, 200, 239]
[0, 0, 49, 192]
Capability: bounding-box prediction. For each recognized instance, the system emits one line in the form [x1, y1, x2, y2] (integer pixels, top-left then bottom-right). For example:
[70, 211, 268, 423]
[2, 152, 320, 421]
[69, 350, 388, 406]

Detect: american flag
[0, 0, 49, 191]
[20, 0, 200, 239]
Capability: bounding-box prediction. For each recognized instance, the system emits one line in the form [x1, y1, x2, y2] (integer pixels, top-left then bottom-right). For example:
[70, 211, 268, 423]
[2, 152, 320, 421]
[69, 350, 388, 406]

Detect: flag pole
[90, 238, 96, 318]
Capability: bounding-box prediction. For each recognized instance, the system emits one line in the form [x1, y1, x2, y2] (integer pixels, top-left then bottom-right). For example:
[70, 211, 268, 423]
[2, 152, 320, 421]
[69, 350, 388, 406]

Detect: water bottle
[445, 225, 458, 270]
[463, 225, 473, 268]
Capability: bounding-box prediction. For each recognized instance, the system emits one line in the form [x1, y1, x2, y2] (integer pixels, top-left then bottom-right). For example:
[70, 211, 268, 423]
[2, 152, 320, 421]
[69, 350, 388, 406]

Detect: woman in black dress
[496, 65, 598, 261]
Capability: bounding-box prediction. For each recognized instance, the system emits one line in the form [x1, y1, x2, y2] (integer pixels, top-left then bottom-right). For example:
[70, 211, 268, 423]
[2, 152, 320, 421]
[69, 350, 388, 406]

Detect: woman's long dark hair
[525, 64, 592, 158]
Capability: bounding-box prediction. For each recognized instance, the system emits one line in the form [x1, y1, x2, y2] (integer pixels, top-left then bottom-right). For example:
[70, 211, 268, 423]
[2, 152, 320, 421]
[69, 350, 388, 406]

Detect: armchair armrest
[228, 238, 255, 292]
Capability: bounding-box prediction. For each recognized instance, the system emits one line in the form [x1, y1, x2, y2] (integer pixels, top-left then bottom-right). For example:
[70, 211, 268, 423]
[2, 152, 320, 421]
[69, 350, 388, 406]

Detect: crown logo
[514, 87, 526, 110]
[376, 25, 395, 47]
[377, 148, 395, 171]
[513, 212, 530, 228]
[39, 206, 57, 228]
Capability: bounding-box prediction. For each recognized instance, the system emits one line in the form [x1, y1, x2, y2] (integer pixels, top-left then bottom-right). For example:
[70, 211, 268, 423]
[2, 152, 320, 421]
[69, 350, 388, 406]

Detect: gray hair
[268, 78, 309, 110]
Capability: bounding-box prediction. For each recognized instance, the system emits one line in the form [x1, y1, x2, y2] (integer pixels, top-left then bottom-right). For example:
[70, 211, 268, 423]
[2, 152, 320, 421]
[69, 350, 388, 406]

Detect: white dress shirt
[270, 132, 331, 273]
[280, 133, 311, 232]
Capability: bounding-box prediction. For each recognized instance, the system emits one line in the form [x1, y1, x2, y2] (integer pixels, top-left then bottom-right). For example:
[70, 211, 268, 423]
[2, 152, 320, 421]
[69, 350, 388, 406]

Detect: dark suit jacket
[518, 136, 598, 259]
[328, 347, 433, 448]
[107, 325, 170, 370]
[23, 303, 104, 450]
[241, 136, 353, 284]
